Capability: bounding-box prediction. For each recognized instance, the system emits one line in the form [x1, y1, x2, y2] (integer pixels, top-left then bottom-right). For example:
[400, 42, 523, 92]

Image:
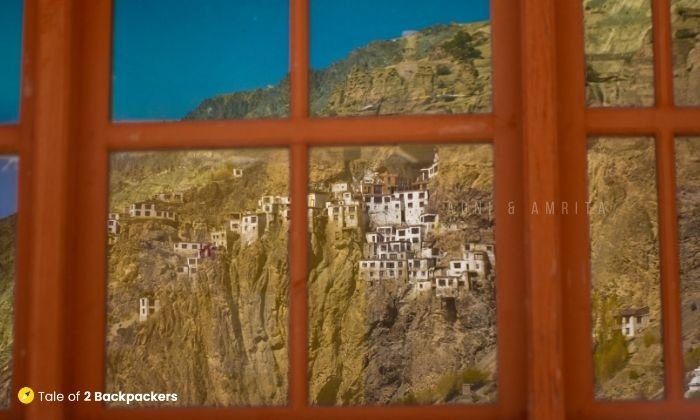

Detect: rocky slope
[108, 0, 700, 405]
[185, 22, 492, 119]
[0, 215, 15, 408]
[673, 0, 700, 105]
[588, 138, 664, 399]
[106, 150, 289, 406]
[584, 0, 654, 106]
[308, 144, 496, 405]
[676, 138, 700, 398]
[584, 0, 700, 399]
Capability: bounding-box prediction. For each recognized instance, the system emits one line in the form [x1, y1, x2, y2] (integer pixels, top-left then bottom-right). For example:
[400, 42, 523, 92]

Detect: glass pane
[588, 137, 664, 400]
[672, 1, 700, 106]
[0, 0, 23, 123]
[0, 156, 18, 407]
[676, 137, 700, 398]
[583, 0, 654, 107]
[106, 149, 289, 407]
[310, 0, 492, 117]
[308, 144, 497, 405]
[112, 0, 289, 121]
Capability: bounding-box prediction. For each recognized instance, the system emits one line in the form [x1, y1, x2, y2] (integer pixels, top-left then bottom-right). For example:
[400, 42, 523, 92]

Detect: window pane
[588, 137, 664, 400]
[106, 149, 289, 406]
[584, 0, 654, 107]
[672, 1, 700, 106]
[112, 0, 289, 121]
[308, 144, 497, 405]
[0, 0, 23, 123]
[676, 137, 700, 398]
[0, 156, 18, 407]
[310, 0, 492, 117]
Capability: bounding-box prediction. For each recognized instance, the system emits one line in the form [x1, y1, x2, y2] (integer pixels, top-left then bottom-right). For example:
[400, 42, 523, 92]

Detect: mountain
[105, 150, 290, 406]
[307, 144, 496, 405]
[181, 1, 700, 402]
[185, 22, 492, 119]
[583, 0, 700, 399]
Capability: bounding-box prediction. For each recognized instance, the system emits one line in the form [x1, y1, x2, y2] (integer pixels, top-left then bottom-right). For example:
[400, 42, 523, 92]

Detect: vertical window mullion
[521, 0, 566, 418]
[651, 0, 674, 108]
[652, 0, 682, 402]
[656, 129, 684, 400]
[289, 0, 310, 412]
[290, 0, 309, 120]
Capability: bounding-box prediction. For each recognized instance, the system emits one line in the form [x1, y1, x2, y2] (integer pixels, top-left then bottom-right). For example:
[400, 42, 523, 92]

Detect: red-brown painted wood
[521, 0, 566, 418]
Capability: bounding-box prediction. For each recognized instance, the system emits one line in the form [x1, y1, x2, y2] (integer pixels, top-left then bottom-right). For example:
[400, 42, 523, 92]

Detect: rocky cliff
[0, 215, 15, 408]
[676, 138, 700, 398]
[588, 138, 664, 399]
[584, 0, 655, 106]
[673, 0, 700, 105]
[185, 22, 492, 119]
[308, 144, 496, 405]
[584, 0, 700, 399]
[106, 150, 289, 406]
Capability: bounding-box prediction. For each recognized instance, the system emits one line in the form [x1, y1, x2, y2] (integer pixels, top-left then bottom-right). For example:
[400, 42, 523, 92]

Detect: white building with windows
[618, 307, 650, 338]
[467, 242, 496, 268]
[365, 195, 403, 226]
[359, 259, 407, 284]
[139, 297, 161, 322]
[331, 182, 350, 196]
[393, 190, 428, 225]
[107, 218, 120, 235]
[376, 241, 412, 260]
[173, 242, 201, 256]
[434, 275, 465, 298]
[376, 226, 397, 242]
[128, 201, 176, 221]
[408, 258, 435, 282]
[242, 213, 266, 245]
[229, 212, 242, 233]
[395, 225, 422, 249]
[415, 279, 433, 293]
[211, 230, 227, 249]
[326, 201, 362, 229]
[419, 150, 439, 180]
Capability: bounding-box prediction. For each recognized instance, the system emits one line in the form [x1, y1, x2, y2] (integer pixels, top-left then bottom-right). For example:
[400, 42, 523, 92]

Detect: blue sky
[0, 0, 23, 123]
[311, 0, 490, 69]
[113, 0, 289, 121]
[0, 158, 18, 218]
[113, 0, 489, 121]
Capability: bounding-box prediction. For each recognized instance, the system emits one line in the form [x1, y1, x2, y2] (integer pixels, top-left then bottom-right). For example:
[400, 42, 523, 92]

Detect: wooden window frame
[2, 0, 699, 419]
[560, 0, 700, 419]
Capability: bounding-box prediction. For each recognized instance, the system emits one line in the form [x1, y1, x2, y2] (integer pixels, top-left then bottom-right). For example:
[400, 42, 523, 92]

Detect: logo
[18, 387, 34, 404]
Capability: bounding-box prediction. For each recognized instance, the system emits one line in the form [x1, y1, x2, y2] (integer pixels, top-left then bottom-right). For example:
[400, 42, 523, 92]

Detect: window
[14, 0, 700, 419]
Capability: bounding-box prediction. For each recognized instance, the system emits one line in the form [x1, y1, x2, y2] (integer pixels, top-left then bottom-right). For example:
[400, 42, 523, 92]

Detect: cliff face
[308, 145, 496, 405]
[673, 0, 700, 105]
[588, 138, 664, 399]
[0, 215, 15, 408]
[106, 150, 289, 406]
[677, 138, 700, 398]
[313, 24, 492, 116]
[584, 0, 654, 106]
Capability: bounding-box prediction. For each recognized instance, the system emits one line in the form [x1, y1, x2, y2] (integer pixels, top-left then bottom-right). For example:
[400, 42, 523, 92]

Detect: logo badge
[18, 387, 34, 404]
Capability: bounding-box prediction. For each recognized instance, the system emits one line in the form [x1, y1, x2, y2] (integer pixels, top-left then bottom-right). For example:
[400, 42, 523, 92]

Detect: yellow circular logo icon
[18, 387, 34, 404]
